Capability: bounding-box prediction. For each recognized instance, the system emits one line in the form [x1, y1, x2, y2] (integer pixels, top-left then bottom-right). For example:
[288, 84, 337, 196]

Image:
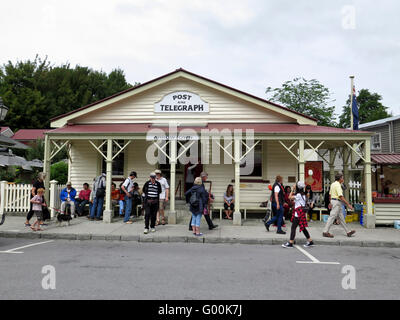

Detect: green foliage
[0, 165, 19, 182]
[338, 89, 392, 128]
[25, 138, 45, 161]
[0, 55, 133, 131]
[266, 78, 336, 127]
[50, 161, 68, 184]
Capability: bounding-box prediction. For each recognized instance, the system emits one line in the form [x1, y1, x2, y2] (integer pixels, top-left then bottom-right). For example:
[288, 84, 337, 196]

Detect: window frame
[371, 133, 381, 151]
[240, 142, 263, 178]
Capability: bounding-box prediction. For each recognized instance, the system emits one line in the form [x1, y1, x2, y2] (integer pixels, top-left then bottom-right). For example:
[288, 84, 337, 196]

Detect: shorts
[159, 199, 166, 211]
[34, 210, 43, 221]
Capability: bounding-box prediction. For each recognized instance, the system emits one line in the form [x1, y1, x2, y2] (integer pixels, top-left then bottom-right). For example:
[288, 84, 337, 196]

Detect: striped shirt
[143, 180, 161, 200]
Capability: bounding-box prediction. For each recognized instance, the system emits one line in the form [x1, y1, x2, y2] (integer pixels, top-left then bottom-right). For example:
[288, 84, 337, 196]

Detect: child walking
[282, 181, 314, 248]
[30, 188, 46, 231]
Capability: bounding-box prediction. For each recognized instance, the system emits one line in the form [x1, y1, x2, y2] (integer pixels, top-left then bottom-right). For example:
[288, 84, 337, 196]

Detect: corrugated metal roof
[12, 129, 47, 140]
[359, 115, 400, 129]
[371, 153, 400, 165]
[47, 123, 371, 135]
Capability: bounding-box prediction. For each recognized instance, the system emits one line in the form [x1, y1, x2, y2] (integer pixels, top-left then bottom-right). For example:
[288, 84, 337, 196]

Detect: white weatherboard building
[42, 69, 375, 227]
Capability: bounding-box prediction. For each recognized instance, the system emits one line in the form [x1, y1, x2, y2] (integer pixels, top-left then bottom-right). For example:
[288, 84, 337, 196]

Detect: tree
[338, 89, 392, 128]
[266, 78, 336, 127]
[0, 55, 134, 130]
[50, 161, 68, 184]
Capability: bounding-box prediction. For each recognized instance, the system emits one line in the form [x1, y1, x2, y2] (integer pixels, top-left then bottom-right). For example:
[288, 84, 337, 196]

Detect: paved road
[0, 238, 399, 300]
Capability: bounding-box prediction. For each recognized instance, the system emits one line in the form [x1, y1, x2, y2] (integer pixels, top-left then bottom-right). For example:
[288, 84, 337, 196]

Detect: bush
[50, 161, 68, 184]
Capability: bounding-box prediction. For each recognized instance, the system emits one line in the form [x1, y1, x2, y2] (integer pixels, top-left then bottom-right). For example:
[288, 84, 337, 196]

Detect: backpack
[189, 190, 200, 208]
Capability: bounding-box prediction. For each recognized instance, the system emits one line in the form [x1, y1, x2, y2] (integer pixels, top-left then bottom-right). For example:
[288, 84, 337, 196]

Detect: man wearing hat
[155, 169, 169, 225]
[142, 172, 162, 234]
[60, 182, 77, 218]
[121, 171, 137, 224]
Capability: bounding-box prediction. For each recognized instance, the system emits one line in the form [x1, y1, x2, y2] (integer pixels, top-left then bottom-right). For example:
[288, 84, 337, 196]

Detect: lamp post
[0, 97, 9, 121]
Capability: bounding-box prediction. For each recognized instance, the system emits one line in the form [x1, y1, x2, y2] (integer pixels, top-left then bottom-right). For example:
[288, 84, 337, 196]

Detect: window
[101, 140, 125, 176]
[240, 143, 262, 177]
[371, 133, 381, 151]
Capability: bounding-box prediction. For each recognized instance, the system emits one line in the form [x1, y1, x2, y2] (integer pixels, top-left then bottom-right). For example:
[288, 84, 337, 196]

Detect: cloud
[0, 0, 399, 117]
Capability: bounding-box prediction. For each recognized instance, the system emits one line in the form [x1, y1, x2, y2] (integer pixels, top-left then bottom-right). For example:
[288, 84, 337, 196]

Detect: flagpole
[350, 75, 356, 170]
[350, 75, 355, 130]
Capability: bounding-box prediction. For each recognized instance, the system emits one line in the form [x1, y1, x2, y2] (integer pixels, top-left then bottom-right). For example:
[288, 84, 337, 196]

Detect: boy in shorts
[30, 188, 46, 231]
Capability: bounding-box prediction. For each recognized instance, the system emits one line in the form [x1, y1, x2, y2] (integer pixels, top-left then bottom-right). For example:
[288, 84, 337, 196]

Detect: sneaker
[151, 228, 156, 232]
[282, 242, 294, 248]
[304, 241, 314, 248]
[277, 230, 286, 235]
[265, 223, 270, 232]
[125, 221, 133, 224]
[144, 228, 149, 234]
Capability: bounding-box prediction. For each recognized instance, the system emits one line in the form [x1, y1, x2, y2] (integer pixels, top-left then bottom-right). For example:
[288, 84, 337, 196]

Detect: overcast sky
[1, 0, 399, 122]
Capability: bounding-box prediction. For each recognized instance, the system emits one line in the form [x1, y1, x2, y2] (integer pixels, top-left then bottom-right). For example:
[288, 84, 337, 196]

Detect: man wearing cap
[142, 172, 162, 234]
[121, 171, 137, 224]
[60, 182, 77, 218]
[188, 171, 218, 231]
[155, 169, 169, 225]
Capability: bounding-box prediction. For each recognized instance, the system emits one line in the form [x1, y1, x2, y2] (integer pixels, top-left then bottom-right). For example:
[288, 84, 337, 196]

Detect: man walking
[121, 171, 137, 224]
[60, 182, 77, 218]
[142, 172, 162, 234]
[265, 175, 286, 234]
[155, 169, 169, 225]
[323, 173, 355, 238]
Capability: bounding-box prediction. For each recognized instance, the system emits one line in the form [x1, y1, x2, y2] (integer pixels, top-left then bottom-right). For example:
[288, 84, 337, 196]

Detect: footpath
[0, 215, 399, 248]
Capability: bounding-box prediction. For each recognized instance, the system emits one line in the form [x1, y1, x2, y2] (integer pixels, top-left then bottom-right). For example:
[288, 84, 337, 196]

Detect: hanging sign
[154, 91, 209, 113]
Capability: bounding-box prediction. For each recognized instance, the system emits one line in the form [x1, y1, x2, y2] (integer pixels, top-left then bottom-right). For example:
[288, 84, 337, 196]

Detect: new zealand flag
[352, 86, 359, 130]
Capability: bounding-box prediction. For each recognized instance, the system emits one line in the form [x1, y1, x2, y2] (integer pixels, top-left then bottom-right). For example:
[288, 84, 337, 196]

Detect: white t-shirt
[157, 177, 169, 200]
[274, 185, 281, 193]
[294, 194, 306, 217]
[122, 178, 135, 193]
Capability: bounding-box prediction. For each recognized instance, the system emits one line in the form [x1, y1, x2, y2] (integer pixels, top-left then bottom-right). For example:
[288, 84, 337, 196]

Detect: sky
[1, 0, 399, 122]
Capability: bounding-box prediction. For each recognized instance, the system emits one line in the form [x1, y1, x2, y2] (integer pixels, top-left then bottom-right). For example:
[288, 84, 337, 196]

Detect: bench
[211, 203, 269, 220]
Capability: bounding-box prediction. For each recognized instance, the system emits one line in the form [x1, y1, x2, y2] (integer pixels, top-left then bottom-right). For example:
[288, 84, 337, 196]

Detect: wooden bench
[211, 203, 269, 220]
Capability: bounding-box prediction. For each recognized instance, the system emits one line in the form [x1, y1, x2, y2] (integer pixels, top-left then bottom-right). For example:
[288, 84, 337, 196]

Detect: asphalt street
[0, 238, 399, 300]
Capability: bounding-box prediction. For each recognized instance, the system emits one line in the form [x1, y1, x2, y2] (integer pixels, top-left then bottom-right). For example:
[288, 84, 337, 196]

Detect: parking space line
[0, 240, 54, 254]
[295, 245, 340, 265]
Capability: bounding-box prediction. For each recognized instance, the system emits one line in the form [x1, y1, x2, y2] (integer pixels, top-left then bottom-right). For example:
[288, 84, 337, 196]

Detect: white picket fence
[323, 178, 362, 204]
[0, 180, 66, 218]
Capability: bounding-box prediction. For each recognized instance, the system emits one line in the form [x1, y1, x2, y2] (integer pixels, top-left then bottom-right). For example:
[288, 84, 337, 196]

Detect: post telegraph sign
[154, 91, 209, 113]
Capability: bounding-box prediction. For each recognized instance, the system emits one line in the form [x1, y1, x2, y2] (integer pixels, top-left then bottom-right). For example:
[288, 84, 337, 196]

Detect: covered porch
[43, 123, 374, 228]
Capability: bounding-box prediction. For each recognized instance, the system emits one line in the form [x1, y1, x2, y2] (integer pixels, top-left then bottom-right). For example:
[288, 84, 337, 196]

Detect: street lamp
[0, 97, 9, 121]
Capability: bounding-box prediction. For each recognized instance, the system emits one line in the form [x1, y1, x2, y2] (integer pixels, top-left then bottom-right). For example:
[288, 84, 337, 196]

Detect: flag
[352, 85, 359, 130]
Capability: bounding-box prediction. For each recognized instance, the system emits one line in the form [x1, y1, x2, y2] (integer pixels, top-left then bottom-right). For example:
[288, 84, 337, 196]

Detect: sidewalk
[1, 215, 399, 248]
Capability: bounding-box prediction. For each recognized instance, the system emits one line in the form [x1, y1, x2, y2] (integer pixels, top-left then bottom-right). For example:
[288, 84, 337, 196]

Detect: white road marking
[0, 240, 54, 254]
[295, 245, 340, 265]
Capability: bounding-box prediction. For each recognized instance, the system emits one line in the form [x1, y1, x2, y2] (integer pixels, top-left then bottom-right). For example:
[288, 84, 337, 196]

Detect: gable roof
[50, 68, 318, 127]
[13, 129, 47, 141]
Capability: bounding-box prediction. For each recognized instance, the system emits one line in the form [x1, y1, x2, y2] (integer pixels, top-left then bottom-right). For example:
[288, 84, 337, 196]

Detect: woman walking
[25, 172, 46, 227]
[282, 181, 314, 248]
[185, 177, 207, 236]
